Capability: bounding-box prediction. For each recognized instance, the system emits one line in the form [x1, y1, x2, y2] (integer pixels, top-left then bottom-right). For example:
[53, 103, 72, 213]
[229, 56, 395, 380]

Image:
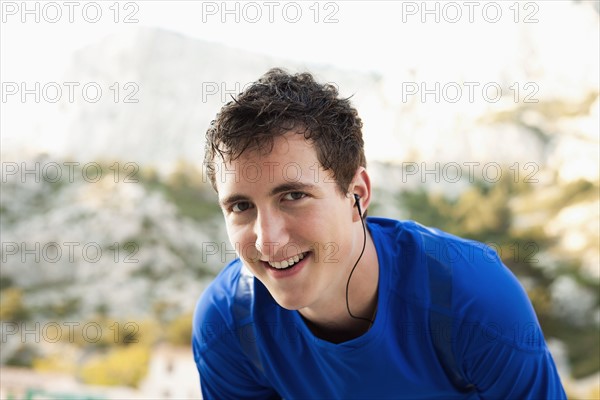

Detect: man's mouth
[266, 251, 309, 270]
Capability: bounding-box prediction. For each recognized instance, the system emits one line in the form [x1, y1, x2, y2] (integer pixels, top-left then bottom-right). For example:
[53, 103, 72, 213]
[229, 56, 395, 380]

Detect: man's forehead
[214, 158, 327, 185]
[219, 133, 318, 167]
[242, 131, 313, 158]
[209, 130, 338, 192]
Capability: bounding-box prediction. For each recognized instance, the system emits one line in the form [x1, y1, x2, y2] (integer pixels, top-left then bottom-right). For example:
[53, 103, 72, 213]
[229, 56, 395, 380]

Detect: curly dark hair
[204, 68, 365, 195]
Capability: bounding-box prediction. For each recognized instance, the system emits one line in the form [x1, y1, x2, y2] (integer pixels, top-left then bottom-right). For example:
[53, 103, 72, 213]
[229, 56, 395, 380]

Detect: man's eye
[232, 202, 252, 213]
[283, 192, 306, 201]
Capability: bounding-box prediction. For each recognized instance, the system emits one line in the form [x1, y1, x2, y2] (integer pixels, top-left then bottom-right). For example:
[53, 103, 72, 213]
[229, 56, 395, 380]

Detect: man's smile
[264, 251, 309, 269]
[260, 251, 312, 279]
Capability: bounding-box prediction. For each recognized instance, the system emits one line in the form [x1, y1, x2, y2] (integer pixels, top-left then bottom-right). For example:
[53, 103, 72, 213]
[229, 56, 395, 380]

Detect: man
[193, 68, 566, 398]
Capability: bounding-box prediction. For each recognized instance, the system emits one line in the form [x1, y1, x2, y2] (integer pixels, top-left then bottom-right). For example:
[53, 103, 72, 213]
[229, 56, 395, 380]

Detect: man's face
[215, 131, 361, 311]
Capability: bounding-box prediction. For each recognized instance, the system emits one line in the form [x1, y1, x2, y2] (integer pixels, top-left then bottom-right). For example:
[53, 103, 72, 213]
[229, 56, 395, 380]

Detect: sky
[1, 0, 598, 163]
[2, 1, 597, 79]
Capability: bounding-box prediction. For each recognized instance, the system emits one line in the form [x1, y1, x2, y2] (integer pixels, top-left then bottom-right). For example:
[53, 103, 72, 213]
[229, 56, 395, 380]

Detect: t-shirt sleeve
[192, 284, 280, 399]
[451, 248, 567, 399]
[460, 337, 566, 399]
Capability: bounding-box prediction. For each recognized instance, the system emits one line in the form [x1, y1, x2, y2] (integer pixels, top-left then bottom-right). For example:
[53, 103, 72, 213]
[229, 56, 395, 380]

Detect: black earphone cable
[345, 196, 375, 325]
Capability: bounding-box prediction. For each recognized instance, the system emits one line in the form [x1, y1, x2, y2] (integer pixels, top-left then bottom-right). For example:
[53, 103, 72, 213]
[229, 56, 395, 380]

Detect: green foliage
[399, 175, 523, 242]
[47, 297, 81, 318]
[5, 344, 38, 367]
[33, 350, 76, 374]
[80, 343, 150, 387]
[0, 275, 14, 290]
[544, 318, 600, 378]
[165, 312, 193, 346]
[0, 287, 31, 321]
[61, 318, 157, 350]
[139, 162, 221, 222]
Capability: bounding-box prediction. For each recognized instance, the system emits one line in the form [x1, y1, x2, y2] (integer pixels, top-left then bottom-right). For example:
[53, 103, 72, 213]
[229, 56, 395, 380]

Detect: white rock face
[0, 158, 220, 320]
[44, 27, 385, 173]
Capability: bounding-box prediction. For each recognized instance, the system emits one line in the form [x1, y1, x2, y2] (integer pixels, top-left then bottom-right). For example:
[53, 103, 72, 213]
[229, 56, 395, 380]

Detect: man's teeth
[268, 252, 306, 269]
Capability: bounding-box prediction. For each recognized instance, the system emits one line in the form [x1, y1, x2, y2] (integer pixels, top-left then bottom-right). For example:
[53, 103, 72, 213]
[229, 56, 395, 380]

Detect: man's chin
[271, 293, 307, 311]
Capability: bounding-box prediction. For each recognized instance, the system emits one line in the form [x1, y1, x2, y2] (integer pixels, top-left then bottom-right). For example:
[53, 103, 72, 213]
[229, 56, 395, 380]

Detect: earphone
[345, 193, 374, 325]
[353, 193, 363, 219]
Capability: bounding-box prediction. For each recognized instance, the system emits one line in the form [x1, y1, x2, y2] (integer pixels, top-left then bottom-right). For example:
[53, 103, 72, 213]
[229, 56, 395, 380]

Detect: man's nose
[254, 210, 290, 259]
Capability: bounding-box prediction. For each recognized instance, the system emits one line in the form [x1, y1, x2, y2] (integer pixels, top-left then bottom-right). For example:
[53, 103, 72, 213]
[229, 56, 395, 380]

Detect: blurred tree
[80, 343, 150, 387]
[33, 350, 76, 374]
[165, 312, 193, 346]
[141, 160, 221, 221]
[0, 287, 30, 321]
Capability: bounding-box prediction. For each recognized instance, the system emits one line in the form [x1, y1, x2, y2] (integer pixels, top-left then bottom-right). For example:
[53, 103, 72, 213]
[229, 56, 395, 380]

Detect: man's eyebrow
[219, 182, 320, 208]
[269, 182, 319, 196]
[268, 182, 319, 197]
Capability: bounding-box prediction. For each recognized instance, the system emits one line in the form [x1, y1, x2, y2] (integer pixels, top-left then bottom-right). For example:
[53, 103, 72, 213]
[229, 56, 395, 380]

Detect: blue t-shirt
[192, 217, 566, 399]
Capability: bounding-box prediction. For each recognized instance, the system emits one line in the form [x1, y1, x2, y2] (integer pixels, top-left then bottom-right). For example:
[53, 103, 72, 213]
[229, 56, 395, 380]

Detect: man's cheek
[238, 241, 260, 263]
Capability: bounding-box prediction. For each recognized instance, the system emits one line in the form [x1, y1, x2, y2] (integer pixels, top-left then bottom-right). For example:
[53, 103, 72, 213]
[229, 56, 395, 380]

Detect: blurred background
[1, 0, 598, 398]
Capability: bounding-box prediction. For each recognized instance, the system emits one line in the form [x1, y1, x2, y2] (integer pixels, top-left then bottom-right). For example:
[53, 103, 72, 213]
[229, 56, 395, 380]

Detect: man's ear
[349, 167, 371, 222]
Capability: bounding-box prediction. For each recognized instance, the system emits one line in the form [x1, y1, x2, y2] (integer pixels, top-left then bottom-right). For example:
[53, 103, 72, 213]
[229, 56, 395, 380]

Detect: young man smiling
[193, 68, 566, 398]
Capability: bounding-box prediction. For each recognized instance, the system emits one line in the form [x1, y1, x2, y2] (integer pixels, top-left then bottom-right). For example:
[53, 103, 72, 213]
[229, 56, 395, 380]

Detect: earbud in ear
[353, 194, 363, 219]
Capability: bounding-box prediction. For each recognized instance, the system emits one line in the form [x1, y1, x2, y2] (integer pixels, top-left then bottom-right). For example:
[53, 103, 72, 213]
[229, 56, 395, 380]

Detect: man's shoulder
[192, 259, 245, 349]
[367, 217, 496, 266]
[373, 217, 519, 295]
[198, 258, 245, 306]
[369, 217, 523, 309]
[371, 217, 544, 348]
